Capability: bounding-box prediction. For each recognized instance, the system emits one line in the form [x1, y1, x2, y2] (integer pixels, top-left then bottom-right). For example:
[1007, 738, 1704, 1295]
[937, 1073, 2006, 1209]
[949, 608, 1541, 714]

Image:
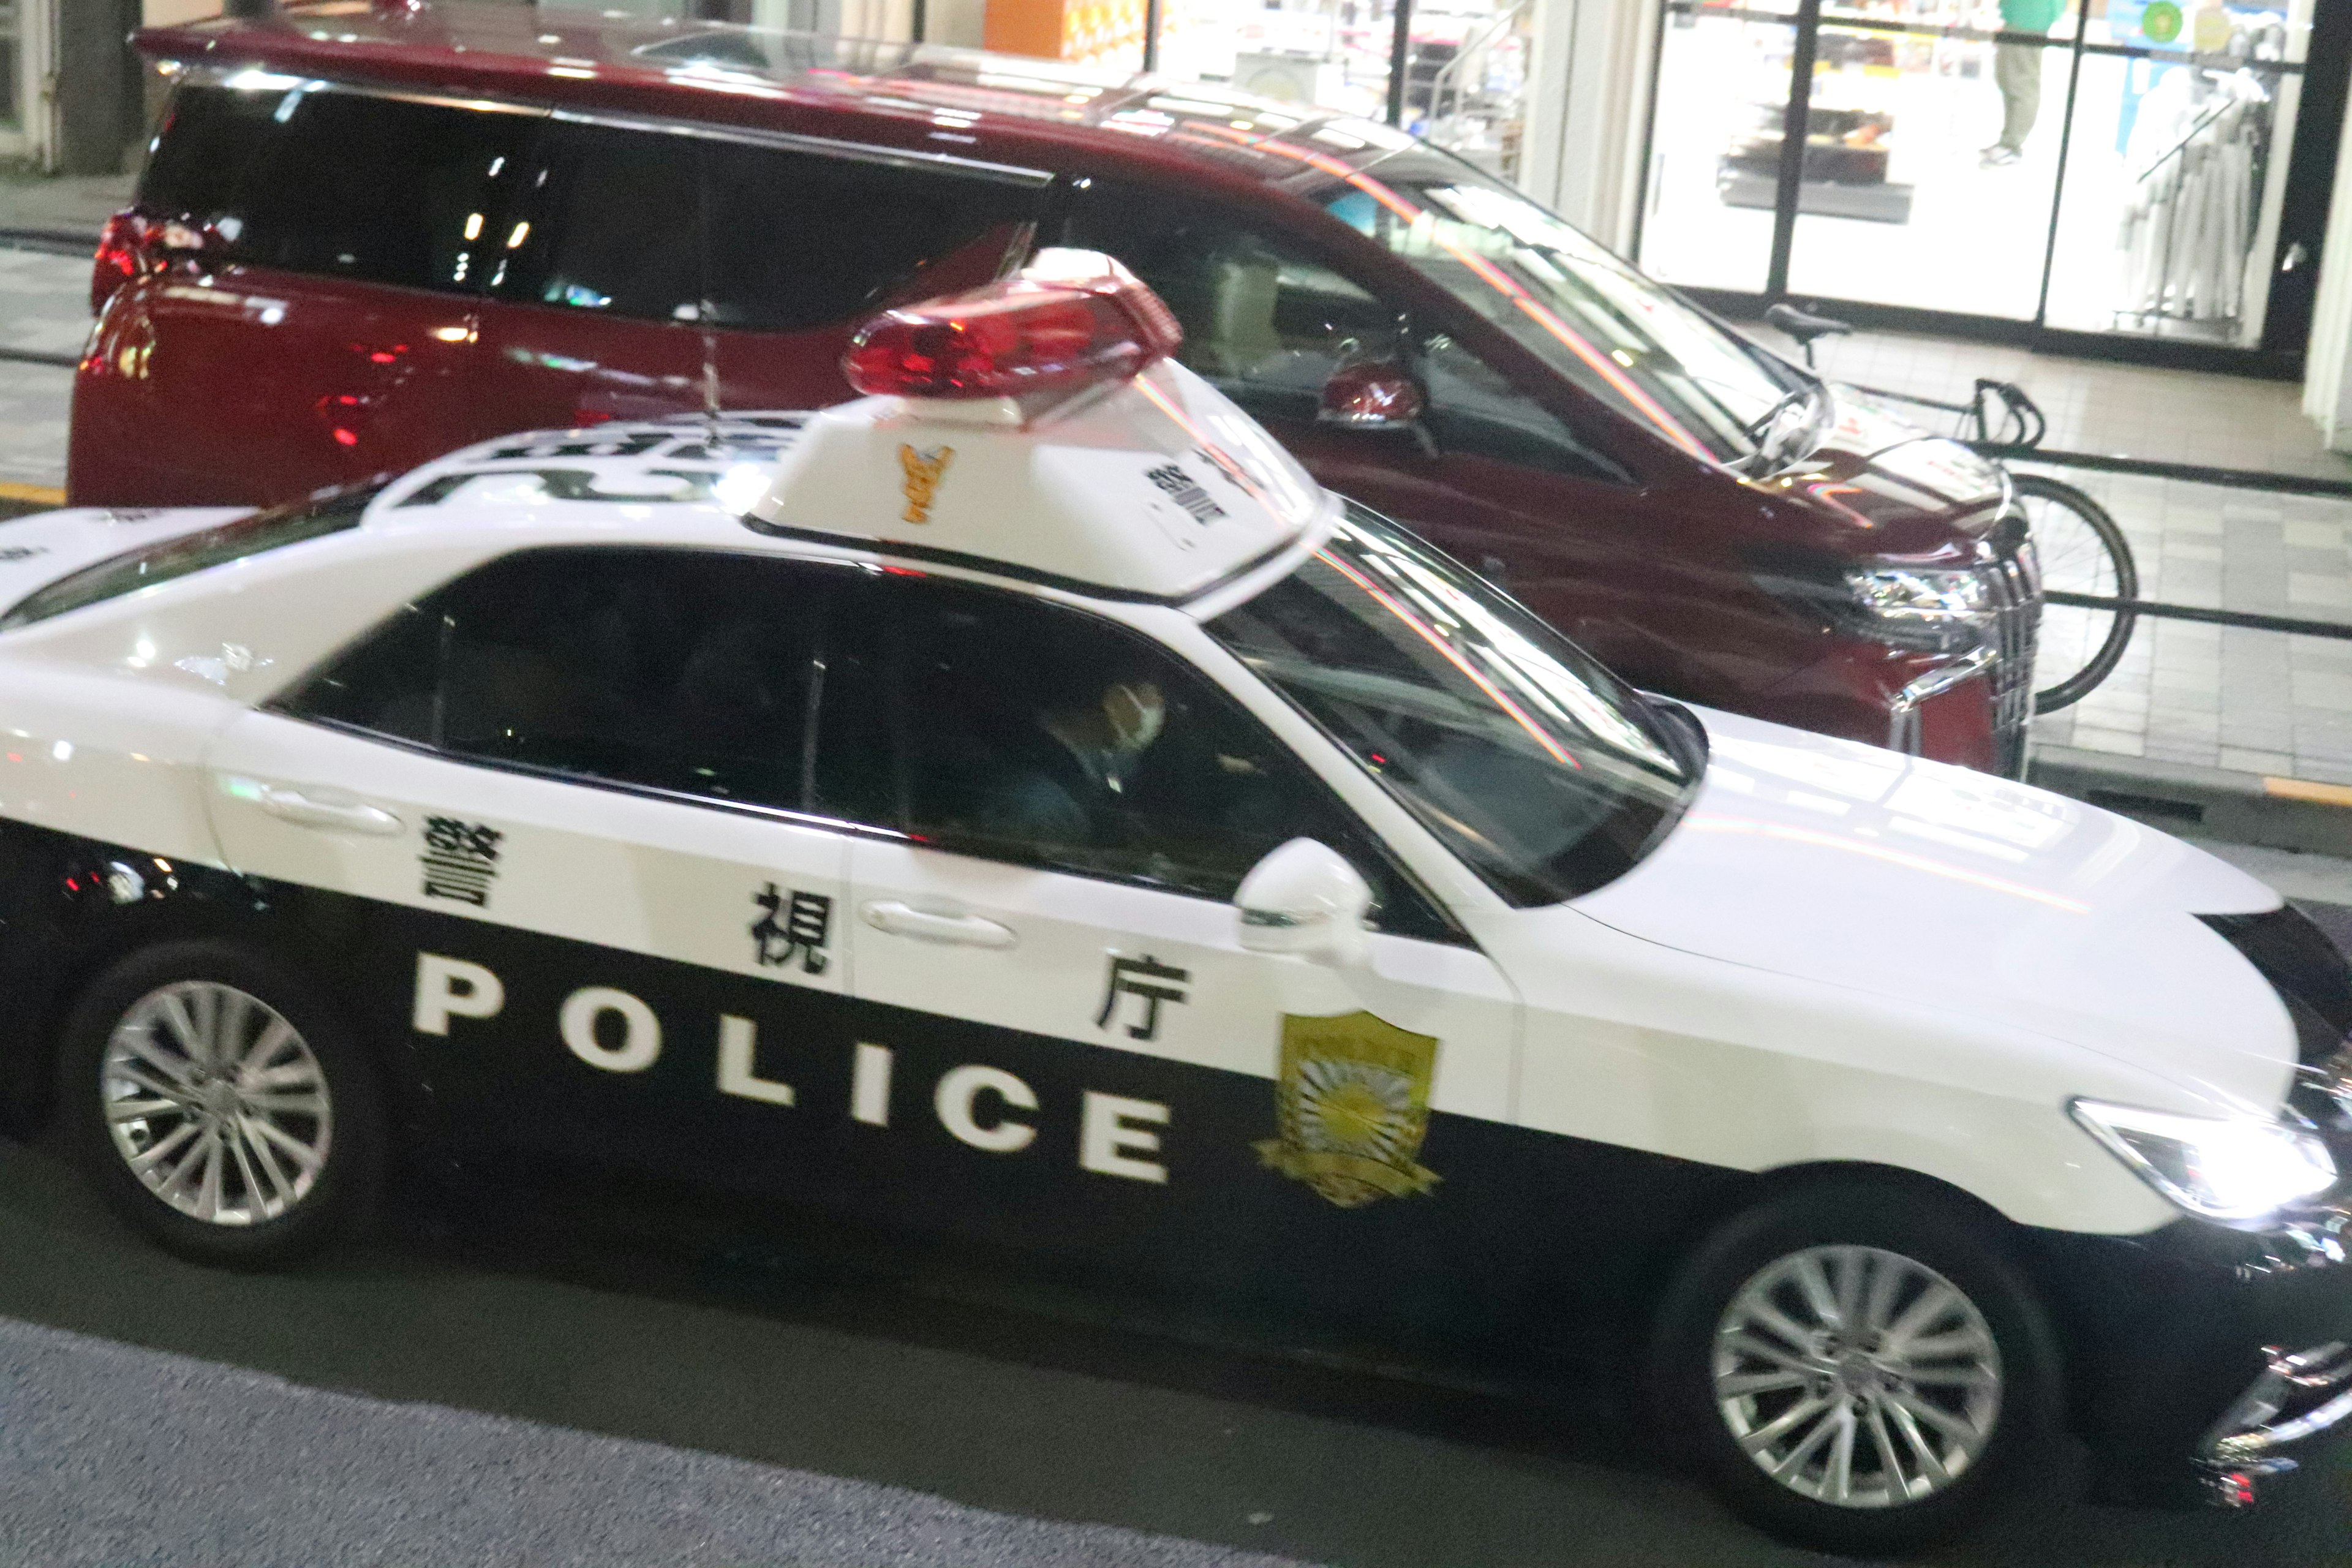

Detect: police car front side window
[279, 547, 867, 817]
[863, 577, 1449, 938]
[1208, 505, 1698, 907]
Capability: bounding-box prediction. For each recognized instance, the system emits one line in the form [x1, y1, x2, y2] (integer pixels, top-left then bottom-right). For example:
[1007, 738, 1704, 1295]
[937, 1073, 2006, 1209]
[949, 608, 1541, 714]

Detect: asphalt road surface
[2, 1090, 2350, 1567]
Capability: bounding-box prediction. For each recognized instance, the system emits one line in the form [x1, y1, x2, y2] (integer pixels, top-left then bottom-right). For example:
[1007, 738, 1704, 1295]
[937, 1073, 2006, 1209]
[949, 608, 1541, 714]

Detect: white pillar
[2304, 98, 2352, 453]
[1519, 0, 1658, 251]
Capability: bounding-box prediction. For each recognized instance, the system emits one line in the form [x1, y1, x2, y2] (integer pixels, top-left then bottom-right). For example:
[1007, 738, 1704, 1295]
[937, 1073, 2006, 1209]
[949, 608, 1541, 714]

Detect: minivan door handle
[860, 900, 1017, 949]
[258, 786, 404, 837]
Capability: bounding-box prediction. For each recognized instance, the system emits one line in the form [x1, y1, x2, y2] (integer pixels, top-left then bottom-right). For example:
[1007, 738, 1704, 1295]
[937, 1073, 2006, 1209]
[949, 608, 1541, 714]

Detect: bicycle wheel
[2015, 474, 2137, 714]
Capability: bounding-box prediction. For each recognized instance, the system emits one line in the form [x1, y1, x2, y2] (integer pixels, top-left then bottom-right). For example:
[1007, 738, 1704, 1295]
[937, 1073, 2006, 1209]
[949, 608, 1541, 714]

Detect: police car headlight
[1841, 565, 1996, 655]
[2071, 1099, 2338, 1222]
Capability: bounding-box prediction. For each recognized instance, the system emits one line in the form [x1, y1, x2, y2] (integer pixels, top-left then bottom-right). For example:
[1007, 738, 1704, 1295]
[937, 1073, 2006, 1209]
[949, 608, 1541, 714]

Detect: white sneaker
[1981, 145, 2022, 167]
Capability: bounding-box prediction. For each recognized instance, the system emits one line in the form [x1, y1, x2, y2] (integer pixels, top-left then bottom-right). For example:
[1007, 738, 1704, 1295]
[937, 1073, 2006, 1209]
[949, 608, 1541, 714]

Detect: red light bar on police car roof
[842, 249, 1183, 404]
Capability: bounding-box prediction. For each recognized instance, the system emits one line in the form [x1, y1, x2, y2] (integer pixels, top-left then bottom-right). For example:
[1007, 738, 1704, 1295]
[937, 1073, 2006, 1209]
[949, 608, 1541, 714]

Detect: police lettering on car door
[410, 951, 1174, 1185]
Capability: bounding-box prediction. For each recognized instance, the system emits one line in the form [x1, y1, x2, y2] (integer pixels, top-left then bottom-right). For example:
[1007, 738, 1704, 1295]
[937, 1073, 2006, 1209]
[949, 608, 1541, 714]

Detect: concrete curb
[2030, 743, 2352, 858]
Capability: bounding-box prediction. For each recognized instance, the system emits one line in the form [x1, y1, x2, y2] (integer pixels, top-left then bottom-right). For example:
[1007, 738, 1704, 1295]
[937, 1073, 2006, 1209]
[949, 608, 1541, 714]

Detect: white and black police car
[2, 251, 2348, 1552]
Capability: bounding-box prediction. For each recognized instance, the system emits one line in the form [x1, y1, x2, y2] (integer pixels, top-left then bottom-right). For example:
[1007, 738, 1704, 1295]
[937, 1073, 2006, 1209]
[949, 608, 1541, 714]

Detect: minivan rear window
[0, 485, 384, 631]
[139, 84, 533, 296]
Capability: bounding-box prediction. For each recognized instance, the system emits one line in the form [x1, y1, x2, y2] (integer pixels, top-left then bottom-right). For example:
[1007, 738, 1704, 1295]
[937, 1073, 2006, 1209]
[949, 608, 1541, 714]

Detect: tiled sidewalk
[1804, 327, 2352, 484]
[1778, 325, 2352, 783]
[2013, 463, 2352, 782]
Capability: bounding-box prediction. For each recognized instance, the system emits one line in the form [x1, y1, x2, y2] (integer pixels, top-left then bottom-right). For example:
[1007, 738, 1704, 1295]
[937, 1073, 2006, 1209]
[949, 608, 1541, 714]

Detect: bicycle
[1765, 303, 2138, 715]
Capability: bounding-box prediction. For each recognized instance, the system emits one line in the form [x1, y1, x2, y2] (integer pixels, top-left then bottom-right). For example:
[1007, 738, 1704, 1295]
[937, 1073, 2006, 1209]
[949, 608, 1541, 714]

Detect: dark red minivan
[74, 4, 2038, 775]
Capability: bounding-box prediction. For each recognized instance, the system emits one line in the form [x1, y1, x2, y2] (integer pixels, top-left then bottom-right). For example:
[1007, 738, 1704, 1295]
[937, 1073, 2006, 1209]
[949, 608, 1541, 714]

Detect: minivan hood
[1781, 386, 2009, 551]
[0, 507, 249, 621]
[1570, 707, 2295, 1113]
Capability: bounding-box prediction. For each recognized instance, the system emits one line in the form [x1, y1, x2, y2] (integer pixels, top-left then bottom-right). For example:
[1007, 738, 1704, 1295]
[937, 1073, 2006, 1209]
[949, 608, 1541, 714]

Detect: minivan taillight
[91, 210, 154, 317]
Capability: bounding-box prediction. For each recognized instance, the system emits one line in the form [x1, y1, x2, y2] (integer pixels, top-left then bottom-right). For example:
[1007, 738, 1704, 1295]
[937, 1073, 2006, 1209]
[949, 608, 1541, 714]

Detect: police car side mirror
[1235, 839, 1373, 966]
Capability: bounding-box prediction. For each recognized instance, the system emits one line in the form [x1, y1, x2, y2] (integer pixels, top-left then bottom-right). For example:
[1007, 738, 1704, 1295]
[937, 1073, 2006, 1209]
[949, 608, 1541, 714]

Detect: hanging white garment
[2117, 70, 2269, 328]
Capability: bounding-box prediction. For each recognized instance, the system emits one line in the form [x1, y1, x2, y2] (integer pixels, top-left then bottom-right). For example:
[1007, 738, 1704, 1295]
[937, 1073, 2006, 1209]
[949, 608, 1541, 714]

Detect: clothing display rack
[2116, 67, 2272, 328]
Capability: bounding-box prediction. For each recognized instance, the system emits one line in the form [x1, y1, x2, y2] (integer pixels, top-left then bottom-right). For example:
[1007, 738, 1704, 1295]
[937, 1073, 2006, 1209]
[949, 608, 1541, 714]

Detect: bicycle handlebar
[1970, 380, 2046, 450]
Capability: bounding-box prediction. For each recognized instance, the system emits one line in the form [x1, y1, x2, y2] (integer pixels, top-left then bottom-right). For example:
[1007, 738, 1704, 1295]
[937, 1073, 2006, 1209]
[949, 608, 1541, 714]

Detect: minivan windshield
[1321, 153, 1806, 466]
[1207, 504, 1700, 906]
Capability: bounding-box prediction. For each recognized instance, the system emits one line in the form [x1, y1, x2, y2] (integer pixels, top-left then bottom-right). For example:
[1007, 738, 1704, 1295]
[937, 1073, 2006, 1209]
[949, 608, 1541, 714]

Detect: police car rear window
[0, 484, 382, 632]
[1209, 505, 1697, 907]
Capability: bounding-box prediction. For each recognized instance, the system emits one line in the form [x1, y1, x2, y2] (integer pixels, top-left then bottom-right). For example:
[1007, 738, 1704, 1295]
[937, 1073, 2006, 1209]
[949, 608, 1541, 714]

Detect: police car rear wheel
[63, 942, 383, 1267]
[1651, 1183, 2060, 1555]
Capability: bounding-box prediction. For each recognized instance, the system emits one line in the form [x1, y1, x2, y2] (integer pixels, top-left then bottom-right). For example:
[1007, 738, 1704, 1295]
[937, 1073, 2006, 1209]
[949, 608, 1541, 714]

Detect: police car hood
[0, 506, 252, 619]
[1562, 706, 2296, 1113]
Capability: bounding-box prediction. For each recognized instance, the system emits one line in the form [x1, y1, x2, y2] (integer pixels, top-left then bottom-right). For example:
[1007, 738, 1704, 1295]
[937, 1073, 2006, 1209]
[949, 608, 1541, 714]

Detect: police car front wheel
[62, 941, 385, 1267]
[1650, 1182, 2061, 1555]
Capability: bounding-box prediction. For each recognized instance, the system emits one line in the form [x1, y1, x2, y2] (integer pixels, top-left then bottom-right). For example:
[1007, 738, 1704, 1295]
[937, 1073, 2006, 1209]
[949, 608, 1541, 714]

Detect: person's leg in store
[1985, 42, 2041, 165]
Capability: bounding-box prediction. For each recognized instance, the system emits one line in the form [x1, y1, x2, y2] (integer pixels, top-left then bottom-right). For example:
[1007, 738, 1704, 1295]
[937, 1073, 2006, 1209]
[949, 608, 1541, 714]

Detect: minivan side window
[1063, 187, 1394, 426]
[277, 548, 874, 818]
[511, 124, 705, 323]
[700, 142, 1042, 333]
[1062, 182, 1624, 482]
[498, 127, 1042, 333]
[140, 84, 534, 296]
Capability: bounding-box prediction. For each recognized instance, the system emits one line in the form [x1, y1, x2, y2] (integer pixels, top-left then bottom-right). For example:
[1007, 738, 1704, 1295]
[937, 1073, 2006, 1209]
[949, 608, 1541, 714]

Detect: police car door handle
[258, 787, 404, 837]
[860, 900, 1018, 949]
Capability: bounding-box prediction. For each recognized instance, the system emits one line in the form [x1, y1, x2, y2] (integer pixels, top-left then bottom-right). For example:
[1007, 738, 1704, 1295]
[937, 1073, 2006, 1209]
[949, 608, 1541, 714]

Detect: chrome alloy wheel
[100, 981, 333, 1227]
[1712, 1245, 2002, 1508]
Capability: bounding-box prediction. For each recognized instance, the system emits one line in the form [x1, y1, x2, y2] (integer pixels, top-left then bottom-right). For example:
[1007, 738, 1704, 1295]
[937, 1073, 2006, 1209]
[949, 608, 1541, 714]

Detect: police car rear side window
[0, 484, 382, 632]
[1208, 505, 1697, 906]
[277, 547, 867, 820]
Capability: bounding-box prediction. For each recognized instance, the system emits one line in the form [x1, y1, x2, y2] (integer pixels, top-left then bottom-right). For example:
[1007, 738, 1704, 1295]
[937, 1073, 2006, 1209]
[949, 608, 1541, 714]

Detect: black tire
[2016, 474, 2138, 715]
[59, 940, 384, 1268]
[1648, 1182, 2062, 1556]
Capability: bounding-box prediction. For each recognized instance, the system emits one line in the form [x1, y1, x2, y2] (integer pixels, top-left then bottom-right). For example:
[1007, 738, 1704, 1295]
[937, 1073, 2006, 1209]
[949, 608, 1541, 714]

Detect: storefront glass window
[1150, 0, 1392, 116]
[1150, 0, 1532, 176]
[2042, 0, 2310, 345]
[1640, 0, 1804, 293]
[1637, 0, 2322, 355]
[1783, 4, 2077, 319]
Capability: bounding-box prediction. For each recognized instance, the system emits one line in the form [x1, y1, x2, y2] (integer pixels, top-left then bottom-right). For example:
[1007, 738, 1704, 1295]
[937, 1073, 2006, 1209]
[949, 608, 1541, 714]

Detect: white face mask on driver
[1044, 680, 1167, 794]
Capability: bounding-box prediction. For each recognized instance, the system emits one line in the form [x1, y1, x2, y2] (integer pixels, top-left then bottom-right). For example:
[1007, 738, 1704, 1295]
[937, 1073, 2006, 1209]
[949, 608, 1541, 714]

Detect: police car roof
[373, 413, 810, 523]
[371, 274, 1330, 606]
[744, 361, 1328, 603]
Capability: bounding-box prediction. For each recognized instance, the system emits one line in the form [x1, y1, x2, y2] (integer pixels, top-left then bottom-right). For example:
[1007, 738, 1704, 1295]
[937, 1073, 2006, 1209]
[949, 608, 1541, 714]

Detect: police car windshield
[1323, 154, 1798, 464]
[1208, 505, 1698, 906]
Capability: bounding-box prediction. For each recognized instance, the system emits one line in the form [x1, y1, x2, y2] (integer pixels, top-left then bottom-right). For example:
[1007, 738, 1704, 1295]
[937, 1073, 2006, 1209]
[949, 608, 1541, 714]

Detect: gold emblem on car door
[898, 443, 954, 524]
[1256, 1011, 1440, 1208]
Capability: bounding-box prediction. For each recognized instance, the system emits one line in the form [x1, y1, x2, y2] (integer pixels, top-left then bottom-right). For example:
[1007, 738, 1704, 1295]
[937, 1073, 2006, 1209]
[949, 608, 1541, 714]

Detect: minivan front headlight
[1841, 565, 1996, 655]
[1749, 552, 1999, 657]
[2071, 1099, 2337, 1222]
